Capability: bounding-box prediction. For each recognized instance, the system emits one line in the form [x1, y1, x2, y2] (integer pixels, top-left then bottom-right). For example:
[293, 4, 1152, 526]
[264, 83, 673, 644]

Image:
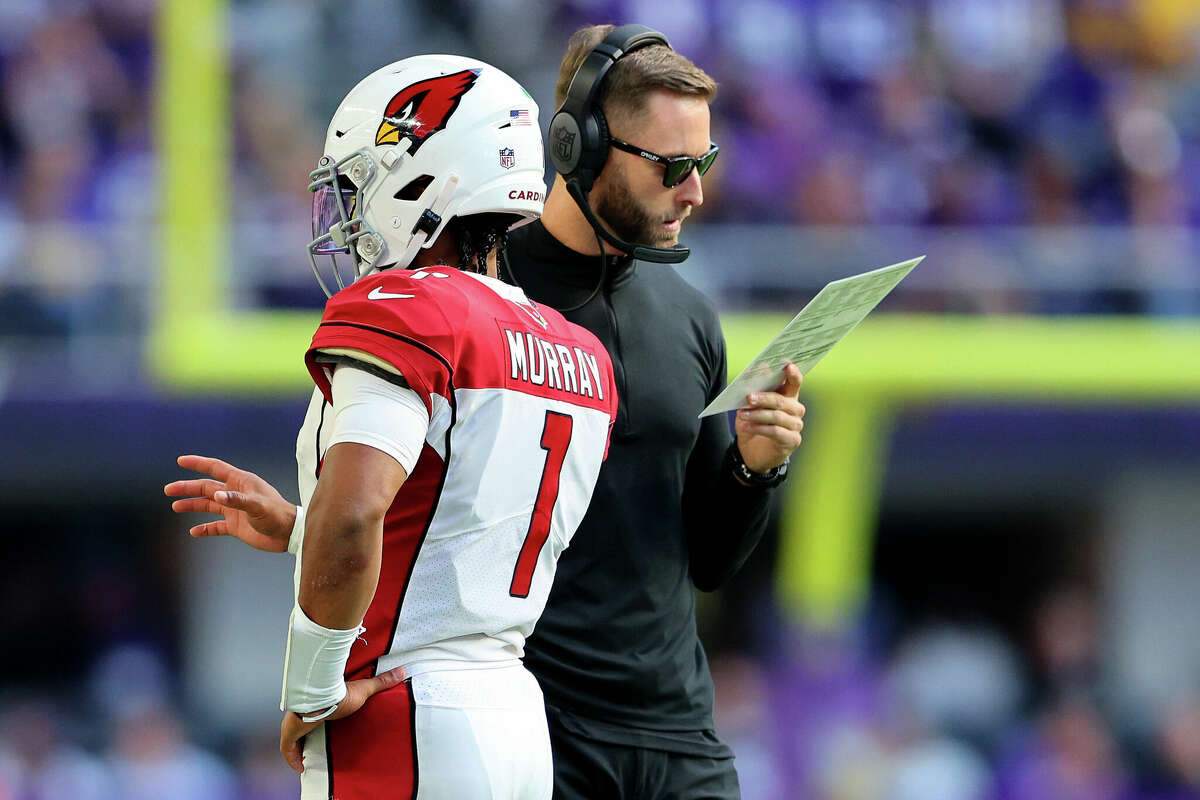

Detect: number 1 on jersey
[510, 411, 573, 598]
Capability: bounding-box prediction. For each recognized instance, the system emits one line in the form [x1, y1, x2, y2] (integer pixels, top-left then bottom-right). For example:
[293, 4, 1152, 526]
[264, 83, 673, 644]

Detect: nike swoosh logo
[367, 286, 414, 300]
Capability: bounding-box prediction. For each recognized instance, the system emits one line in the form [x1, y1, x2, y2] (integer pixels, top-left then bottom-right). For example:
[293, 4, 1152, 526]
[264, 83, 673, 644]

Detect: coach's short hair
[554, 24, 717, 122]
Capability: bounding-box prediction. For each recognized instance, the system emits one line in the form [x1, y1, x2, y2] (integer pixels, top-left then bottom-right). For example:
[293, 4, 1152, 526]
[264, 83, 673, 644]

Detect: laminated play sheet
[700, 256, 924, 417]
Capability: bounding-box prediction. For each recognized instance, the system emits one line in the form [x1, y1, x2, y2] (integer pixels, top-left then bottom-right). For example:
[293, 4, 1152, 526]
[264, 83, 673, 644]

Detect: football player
[168, 55, 616, 800]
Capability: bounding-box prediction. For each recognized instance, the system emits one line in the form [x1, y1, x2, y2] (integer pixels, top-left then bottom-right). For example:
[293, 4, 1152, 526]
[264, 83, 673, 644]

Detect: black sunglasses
[609, 137, 720, 188]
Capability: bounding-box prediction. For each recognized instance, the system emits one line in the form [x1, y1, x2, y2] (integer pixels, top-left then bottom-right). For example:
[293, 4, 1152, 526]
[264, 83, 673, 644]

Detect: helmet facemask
[307, 150, 386, 297]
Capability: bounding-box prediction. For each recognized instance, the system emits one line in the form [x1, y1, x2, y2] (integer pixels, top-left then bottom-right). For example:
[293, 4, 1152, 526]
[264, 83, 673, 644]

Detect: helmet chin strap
[394, 173, 461, 269]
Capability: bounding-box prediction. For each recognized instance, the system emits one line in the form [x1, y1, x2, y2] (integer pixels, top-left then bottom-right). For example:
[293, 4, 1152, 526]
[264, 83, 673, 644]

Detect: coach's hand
[734, 362, 805, 473]
[280, 667, 406, 774]
[165, 454, 296, 553]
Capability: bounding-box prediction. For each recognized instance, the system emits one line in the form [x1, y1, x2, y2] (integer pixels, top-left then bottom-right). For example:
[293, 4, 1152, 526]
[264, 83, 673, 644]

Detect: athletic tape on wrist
[287, 505, 305, 555]
[280, 602, 363, 715]
[299, 705, 340, 724]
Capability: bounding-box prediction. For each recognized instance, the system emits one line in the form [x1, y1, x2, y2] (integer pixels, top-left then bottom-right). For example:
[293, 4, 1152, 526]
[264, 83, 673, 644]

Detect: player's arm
[279, 360, 429, 771]
[291, 357, 427, 629]
[297, 442, 405, 625]
[684, 339, 802, 592]
[683, 418, 772, 591]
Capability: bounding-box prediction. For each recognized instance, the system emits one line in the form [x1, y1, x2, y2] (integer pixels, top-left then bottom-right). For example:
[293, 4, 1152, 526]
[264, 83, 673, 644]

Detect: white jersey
[294, 268, 617, 681]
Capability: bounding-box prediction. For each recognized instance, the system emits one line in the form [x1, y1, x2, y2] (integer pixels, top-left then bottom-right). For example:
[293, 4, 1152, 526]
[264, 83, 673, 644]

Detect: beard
[592, 171, 682, 247]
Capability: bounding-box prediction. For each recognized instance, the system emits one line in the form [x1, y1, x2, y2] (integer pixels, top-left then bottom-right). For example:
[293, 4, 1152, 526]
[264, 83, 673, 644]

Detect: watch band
[725, 442, 789, 488]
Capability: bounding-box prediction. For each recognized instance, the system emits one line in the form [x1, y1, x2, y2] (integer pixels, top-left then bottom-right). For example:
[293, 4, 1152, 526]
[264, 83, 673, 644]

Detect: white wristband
[280, 602, 363, 715]
[287, 505, 305, 555]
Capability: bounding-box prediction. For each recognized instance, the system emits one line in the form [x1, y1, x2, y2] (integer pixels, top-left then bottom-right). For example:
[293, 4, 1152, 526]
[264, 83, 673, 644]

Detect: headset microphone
[563, 180, 689, 264]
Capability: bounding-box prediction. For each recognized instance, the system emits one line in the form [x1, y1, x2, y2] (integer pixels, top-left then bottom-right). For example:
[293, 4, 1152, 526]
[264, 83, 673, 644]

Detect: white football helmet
[307, 55, 546, 296]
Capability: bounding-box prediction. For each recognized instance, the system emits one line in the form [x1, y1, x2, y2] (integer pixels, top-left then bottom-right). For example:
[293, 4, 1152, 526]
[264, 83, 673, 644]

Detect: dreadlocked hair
[447, 214, 518, 275]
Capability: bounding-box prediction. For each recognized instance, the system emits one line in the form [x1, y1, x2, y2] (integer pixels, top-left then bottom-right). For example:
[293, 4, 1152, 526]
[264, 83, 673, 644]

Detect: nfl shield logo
[499, 148, 515, 169]
[554, 128, 575, 162]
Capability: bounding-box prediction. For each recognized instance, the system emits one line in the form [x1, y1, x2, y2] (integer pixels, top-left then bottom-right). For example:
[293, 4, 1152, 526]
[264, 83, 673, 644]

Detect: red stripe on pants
[327, 680, 418, 800]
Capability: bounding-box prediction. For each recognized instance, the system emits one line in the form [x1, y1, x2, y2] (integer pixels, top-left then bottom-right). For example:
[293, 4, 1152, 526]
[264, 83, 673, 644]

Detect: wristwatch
[725, 442, 789, 488]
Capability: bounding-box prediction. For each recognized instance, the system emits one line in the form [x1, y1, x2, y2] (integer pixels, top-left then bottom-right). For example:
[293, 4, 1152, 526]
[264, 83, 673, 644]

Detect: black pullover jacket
[502, 220, 775, 755]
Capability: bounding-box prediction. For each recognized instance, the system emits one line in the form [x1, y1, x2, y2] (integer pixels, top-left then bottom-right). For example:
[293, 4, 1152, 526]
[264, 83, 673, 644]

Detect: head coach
[501, 23, 806, 800]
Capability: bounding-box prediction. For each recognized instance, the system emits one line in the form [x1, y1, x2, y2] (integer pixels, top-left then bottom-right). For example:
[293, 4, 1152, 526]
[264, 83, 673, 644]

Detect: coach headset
[547, 24, 691, 265]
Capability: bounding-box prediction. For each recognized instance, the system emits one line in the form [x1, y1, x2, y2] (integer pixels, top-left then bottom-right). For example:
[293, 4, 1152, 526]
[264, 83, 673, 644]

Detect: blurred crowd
[0, 0, 154, 337]
[4, 501, 1199, 800]
[6, 580, 1200, 799]
[710, 585, 1200, 800]
[650, 0, 1200, 230]
[1, 0, 1199, 335]
[0, 646, 292, 800]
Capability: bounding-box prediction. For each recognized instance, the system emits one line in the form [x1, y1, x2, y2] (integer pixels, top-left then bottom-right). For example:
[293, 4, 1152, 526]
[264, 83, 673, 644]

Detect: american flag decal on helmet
[509, 109, 531, 126]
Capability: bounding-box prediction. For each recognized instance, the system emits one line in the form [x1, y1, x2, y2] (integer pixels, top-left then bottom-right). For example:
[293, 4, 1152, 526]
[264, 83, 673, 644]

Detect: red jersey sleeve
[305, 269, 469, 414]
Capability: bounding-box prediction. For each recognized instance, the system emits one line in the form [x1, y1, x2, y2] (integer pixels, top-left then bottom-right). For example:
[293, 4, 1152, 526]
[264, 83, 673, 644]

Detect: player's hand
[279, 667, 406, 774]
[165, 455, 296, 553]
[734, 362, 805, 474]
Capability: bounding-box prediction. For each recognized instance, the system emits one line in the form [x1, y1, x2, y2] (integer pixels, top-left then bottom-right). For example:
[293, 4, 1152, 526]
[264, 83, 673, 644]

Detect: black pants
[547, 713, 741, 800]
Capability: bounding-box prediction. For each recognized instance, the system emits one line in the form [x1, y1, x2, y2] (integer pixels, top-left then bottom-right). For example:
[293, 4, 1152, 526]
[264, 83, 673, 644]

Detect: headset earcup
[548, 111, 583, 177]
[552, 25, 670, 193]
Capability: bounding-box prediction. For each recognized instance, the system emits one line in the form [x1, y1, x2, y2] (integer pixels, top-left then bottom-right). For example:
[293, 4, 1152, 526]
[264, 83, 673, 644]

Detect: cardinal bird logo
[376, 69, 481, 153]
